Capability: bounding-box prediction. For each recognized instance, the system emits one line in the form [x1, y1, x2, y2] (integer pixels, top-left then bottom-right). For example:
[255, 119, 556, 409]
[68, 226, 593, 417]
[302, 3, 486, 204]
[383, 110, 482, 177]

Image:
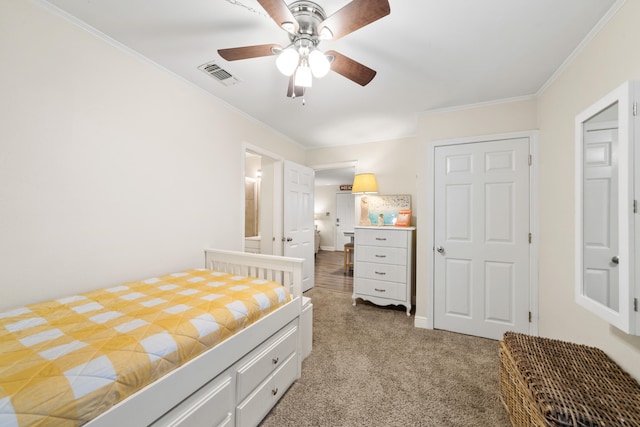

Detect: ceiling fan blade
[257, 0, 300, 34]
[326, 50, 376, 86]
[318, 0, 390, 40]
[218, 44, 281, 61]
[287, 76, 304, 98]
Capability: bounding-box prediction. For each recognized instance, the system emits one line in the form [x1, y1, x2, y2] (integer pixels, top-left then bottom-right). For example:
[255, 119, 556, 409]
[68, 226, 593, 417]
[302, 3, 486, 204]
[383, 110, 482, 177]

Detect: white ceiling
[43, 0, 617, 148]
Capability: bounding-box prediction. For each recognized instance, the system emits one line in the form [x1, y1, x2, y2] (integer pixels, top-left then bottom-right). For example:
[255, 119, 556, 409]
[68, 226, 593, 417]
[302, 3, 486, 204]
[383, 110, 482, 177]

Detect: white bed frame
[85, 249, 304, 427]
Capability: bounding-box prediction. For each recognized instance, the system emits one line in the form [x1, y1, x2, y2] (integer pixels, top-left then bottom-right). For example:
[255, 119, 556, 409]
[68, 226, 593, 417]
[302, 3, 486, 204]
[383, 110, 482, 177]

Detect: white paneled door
[433, 138, 530, 340]
[335, 192, 355, 249]
[283, 160, 315, 292]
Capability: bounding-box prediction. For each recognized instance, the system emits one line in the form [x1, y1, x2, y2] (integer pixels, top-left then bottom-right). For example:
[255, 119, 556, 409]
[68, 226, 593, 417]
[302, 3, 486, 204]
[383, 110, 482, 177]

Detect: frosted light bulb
[276, 47, 299, 76]
[294, 65, 312, 88]
[309, 50, 330, 78]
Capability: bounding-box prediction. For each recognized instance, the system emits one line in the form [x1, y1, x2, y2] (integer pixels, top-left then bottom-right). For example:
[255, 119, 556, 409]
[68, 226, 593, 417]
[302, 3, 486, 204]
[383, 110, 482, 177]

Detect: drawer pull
[375, 254, 386, 258]
[272, 387, 279, 396]
[375, 237, 387, 241]
[272, 357, 279, 365]
[374, 288, 386, 292]
[375, 271, 386, 275]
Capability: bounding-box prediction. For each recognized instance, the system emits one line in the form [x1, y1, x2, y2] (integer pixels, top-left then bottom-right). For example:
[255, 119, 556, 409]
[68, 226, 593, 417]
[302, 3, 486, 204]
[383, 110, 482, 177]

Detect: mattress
[0, 268, 291, 427]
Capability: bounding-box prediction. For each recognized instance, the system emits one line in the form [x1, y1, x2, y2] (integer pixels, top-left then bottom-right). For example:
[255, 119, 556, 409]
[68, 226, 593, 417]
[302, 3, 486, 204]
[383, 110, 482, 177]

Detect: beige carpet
[260, 287, 511, 427]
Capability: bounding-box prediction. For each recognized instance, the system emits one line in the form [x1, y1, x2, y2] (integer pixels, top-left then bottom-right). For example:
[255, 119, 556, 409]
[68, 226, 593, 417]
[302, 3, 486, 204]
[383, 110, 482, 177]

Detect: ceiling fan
[218, 0, 390, 98]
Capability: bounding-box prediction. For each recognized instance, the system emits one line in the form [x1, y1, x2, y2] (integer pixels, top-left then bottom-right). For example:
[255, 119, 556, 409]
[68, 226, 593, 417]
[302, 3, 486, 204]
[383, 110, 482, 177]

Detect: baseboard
[320, 246, 336, 252]
[414, 316, 429, 329]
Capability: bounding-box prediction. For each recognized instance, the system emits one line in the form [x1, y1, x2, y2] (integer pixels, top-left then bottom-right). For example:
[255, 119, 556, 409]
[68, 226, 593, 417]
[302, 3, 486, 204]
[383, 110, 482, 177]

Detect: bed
[0, 248, 306, 427]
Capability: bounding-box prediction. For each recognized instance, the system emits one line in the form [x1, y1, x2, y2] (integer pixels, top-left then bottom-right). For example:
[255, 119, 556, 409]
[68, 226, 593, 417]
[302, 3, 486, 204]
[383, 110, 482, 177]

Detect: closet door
[433, 137, 531, 340]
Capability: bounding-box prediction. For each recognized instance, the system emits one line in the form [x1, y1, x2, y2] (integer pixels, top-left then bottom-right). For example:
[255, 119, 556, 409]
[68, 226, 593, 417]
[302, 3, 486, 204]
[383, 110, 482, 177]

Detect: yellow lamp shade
[352, 173, 378, 194]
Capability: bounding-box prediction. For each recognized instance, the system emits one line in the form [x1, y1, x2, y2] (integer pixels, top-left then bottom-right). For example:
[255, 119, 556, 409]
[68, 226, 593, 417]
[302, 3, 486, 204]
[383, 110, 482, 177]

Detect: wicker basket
[499, 332, 640, 427]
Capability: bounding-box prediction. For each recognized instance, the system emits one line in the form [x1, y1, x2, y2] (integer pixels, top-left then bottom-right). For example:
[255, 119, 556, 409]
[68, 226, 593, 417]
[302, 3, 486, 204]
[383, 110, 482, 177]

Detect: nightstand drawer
[357, 261, 406, 283]
[357, 278, 406, 301]
[356, 228, 407, 247]
[356, 245, 407, 265]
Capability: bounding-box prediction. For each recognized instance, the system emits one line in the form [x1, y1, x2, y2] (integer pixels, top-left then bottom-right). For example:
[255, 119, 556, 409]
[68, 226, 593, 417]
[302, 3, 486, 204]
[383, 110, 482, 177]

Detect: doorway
[429, 134, 538, 340]
[313, 163, 356, 252]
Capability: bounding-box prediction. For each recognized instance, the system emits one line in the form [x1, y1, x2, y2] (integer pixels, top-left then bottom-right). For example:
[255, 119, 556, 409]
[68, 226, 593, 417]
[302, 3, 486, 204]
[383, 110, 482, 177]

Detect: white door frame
[242, 142, 284, 255]
[423, 131, 539, 336]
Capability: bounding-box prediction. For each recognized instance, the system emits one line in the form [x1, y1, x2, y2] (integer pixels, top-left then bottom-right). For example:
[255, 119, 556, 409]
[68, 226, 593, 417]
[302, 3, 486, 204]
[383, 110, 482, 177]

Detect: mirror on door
[581, 102, 619, 311]
[575, 80, 639, 335]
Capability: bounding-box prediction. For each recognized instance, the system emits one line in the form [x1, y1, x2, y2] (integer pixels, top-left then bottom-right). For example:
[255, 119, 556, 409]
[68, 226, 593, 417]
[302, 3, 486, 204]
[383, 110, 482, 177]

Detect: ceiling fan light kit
[218, 0, 390, 98]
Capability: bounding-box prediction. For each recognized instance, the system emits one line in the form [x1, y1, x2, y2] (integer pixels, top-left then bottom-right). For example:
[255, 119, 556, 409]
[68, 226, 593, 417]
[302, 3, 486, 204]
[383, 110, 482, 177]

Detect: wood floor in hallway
[313, 250, 353, 294]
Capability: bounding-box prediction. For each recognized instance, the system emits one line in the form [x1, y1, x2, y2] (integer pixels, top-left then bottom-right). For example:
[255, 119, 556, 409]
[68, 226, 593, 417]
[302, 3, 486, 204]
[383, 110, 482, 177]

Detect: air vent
[198, 61, 240, 86]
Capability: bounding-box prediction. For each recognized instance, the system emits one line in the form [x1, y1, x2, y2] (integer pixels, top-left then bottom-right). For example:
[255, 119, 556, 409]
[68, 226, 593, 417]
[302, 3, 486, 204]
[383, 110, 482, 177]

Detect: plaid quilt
[0, 268, 290, 426]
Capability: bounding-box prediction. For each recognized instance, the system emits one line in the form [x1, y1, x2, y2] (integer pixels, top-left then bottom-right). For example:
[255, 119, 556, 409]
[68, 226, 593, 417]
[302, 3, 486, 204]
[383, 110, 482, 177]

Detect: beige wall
[307, 136, 419, 211]
[413, 0, 640, 380]
[414, 99, 538, 328]
[536, 0, 640, 378]
[418, 97, 538, 142]
[308, 139, 419, 253]
[0, 0, 304, 309]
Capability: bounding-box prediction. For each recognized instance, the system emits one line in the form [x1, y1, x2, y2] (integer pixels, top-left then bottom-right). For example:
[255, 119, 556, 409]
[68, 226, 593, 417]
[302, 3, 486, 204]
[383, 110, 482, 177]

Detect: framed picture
[356, 194, 411, 226]
[395, 210, 412, 226]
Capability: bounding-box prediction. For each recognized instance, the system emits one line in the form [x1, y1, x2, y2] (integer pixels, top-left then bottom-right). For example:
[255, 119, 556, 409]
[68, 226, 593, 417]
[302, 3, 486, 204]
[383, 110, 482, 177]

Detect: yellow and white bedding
[0, 268, 291, 427]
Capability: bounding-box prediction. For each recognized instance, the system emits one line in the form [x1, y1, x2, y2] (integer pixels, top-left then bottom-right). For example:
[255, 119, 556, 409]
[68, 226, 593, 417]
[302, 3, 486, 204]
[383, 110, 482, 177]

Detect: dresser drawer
[236, 352, 298, 427]
[357, 278, 406, 301]
[356, 261, 406, 283]
[236, 321, 298, 401]
[356, 245, 407, 265]
[356, 228, 407, 247]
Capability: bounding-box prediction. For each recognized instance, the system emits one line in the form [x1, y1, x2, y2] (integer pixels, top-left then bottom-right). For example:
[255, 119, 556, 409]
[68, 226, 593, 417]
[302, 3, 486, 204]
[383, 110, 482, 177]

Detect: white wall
[0, 0, 304, 309]
[536, 0, 640, 378]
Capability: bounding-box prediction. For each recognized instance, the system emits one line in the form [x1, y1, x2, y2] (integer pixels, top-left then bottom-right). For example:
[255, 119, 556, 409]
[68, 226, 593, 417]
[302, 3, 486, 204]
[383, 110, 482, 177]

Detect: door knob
[436, 246, 445, 254]
[286, 237, 293, 242]
[612, 255, 619, 265]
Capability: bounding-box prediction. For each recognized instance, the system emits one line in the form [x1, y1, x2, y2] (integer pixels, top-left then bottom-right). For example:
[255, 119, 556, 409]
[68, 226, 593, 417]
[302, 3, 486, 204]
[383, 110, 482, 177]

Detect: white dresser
[352, 226, 415, 316]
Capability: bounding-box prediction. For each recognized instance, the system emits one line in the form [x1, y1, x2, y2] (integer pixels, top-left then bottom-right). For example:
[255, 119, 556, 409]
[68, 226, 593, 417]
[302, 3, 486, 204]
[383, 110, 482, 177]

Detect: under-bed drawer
[236, 320, 298, 401]
[150, 371, 234, 427]
[236, 352, 298, 427]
